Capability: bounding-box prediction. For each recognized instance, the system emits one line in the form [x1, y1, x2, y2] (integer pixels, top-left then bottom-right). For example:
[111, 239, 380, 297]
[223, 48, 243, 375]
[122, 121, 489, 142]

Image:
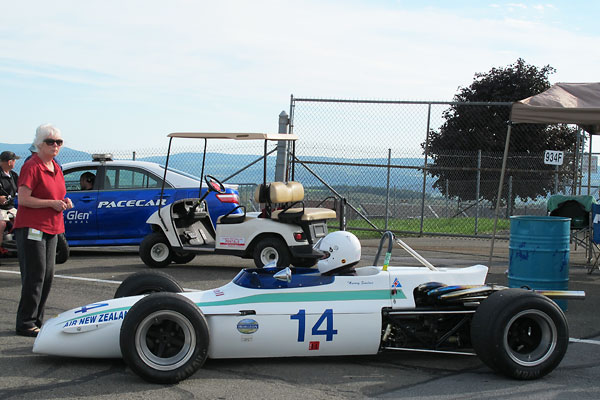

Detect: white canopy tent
[489, 82, 600, 262]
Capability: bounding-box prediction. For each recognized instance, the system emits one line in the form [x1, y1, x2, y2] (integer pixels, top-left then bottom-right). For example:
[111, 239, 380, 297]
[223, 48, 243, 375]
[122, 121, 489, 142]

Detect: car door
[62, 167, 99, 242]
[96, 166, 174, 243]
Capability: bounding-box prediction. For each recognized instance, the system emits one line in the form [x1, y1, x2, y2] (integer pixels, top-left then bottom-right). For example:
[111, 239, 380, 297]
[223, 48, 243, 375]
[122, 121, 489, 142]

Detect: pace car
[62, 154, 240, 249]
[32, 231, 584, 383]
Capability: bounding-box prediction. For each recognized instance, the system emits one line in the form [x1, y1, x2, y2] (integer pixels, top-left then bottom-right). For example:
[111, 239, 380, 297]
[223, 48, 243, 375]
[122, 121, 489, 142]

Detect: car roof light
[92, 153, 113, 162]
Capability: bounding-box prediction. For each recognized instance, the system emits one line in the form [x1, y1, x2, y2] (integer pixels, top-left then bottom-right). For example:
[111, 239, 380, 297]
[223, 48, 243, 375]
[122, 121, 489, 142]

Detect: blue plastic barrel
[508, 215, 570, 310]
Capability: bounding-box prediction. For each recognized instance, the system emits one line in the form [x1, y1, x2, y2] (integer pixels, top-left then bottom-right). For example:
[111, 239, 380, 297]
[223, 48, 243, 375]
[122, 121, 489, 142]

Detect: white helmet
[316, 231, 361, 275]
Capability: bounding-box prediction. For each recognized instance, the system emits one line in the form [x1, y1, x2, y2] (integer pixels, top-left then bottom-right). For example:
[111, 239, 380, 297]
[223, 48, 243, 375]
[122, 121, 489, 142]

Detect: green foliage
[425, 58, 577, 203]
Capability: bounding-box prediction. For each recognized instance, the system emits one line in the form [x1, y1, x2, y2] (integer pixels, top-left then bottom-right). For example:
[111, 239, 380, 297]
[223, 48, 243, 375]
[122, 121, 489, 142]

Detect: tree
[425, 58, 577, 204]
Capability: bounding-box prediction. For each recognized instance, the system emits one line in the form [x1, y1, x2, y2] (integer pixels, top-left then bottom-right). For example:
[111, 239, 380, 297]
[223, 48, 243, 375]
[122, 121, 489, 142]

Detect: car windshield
[233, 267, 333, 289]
[158, 165, 201, 181]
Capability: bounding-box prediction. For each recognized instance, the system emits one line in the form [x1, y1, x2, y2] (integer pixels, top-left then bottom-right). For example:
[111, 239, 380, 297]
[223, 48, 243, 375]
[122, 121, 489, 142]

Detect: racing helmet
[316, 231, 361, 275]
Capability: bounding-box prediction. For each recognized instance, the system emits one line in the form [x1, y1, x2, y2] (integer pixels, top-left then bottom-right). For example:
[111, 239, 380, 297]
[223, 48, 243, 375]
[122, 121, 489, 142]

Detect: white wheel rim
[503, 309, 557, 367]
[259, 247, 278, 265]
[135, 310, 196, 371]
[151, 243, 170, 262]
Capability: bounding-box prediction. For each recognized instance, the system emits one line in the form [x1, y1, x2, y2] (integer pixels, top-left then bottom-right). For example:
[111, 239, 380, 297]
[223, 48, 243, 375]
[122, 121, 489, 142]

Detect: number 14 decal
[290, 309, 338, 342]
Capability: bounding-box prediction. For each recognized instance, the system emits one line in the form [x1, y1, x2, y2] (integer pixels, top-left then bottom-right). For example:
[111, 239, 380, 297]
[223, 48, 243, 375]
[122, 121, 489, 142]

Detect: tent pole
[588, 133, 592, 195]
[489, 123, 512, 265]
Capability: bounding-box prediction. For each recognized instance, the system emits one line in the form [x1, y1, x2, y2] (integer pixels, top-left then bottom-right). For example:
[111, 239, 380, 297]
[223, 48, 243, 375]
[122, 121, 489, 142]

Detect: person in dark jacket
[0, 151, 19, 255]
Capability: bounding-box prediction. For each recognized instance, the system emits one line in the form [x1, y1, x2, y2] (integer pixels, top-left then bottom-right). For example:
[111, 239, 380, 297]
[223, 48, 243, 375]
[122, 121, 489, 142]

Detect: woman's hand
[64, 198, 73, 209]
[50, 200, 68, 212]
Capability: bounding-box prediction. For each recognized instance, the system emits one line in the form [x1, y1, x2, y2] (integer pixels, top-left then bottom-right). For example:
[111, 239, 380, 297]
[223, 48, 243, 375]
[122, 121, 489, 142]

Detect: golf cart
[139, 132, 337, 268]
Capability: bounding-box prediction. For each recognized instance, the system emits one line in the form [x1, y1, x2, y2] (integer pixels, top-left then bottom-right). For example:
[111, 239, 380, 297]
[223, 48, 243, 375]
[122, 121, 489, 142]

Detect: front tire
[114, 271, 183, 298]
[252, 236, 291, 268]
[140, 232, 172, 268]
[471, 289, 569, 380]
[120, 292, 209, 384]
[55, 233, 69, 264]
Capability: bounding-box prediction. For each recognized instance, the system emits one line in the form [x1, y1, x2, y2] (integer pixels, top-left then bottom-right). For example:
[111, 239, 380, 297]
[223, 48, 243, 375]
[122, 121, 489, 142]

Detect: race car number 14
[291, 309, 338, 342]
[544, 150, 564, 165]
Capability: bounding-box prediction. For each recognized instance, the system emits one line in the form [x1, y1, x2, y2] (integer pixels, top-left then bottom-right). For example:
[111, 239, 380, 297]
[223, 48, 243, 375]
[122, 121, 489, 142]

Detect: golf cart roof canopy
[167, 132, 298, 141]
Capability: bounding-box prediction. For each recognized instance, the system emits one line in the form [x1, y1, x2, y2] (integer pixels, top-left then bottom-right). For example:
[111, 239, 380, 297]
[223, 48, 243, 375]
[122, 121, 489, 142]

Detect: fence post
[339, 198, 347, 231]
[132, 151, 136, 161]
[506, 175, 513, 218]
[419, 104, 432, 236]
[445, 179, 449, 218]
[385, 148, 391, 230]
[275, 111, 289, 182]
[475, 150, 481, 235]
[554, 165, 559, 194]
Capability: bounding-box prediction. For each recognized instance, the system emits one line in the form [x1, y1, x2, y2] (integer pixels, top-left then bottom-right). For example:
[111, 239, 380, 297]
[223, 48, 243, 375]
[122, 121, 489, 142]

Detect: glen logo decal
[237, 319, 259, 334]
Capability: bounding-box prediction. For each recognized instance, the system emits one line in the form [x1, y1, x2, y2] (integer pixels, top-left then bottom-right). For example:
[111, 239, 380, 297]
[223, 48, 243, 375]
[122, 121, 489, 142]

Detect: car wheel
[55, 233, 70, 264]
[291, 257, 317, 268]
[114, 271, 184, 298]
[140, 232, 172, 268]
[120, 292, 209, 384]
[172, 252, 196, 265]
[471, 288, 569, 380]
[252, 236, 291, 268]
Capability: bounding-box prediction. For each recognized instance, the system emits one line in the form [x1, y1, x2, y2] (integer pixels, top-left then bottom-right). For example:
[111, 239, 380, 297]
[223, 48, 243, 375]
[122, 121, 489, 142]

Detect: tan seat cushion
[271, 208, 336, 221]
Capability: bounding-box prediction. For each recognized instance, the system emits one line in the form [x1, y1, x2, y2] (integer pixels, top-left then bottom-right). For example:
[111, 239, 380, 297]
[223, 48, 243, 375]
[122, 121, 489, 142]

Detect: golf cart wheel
[471, 289, 568, 380]
[253, 236, 291, 268]
[140, 232, 173, 268]
[55, 233, 70, 264]
[120, 292, 209, 384]
[114, 271, 183, 298]
[291, 257, 317, 268]
[172, 252, 196, 265]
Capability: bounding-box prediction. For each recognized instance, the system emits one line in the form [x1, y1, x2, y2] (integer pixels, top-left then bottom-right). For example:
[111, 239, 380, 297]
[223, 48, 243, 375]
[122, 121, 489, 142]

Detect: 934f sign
[544, 150, 564, 166]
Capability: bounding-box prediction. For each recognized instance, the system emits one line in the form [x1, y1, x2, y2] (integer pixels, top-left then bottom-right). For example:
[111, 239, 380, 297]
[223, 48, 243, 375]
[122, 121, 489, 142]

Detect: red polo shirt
[14, 154, 66, 235]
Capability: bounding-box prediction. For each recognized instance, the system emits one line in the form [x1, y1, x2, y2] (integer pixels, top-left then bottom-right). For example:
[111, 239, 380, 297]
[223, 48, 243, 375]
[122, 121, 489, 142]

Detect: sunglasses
[43, 139, 64, 146]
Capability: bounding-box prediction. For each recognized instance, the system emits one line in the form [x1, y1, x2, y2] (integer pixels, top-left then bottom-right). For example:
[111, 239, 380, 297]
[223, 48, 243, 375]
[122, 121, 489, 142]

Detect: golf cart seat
[254, 181, 336, 223]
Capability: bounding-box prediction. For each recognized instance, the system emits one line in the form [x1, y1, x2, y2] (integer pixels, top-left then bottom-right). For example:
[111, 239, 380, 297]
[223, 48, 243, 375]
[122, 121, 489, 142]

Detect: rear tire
[120, 292, 209, 383]
[55, 233, 70, 264]
[140, 232, 172, 268]
[471, 289, 569, 380]
[252, 236, 291, 268]
[114, 271, 183, 298]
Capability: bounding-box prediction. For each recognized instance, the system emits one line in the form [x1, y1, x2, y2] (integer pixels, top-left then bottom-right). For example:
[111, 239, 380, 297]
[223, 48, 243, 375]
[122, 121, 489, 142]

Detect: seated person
[316, 231, 361, 275]
[79, 172, 95, 190]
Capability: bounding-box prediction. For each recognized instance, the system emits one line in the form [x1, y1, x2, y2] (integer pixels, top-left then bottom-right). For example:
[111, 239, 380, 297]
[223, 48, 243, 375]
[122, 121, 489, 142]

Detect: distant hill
[0, 143, 91, 173]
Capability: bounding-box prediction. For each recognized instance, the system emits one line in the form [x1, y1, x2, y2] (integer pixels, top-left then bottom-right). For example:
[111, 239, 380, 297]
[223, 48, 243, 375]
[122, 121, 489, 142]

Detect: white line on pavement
[0, 269, 122, 284]
[569, 338, 600, 346]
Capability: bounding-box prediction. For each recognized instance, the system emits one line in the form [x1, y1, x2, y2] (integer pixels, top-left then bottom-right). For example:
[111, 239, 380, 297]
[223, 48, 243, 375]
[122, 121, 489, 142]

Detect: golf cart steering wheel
[205, 175, 226, 194]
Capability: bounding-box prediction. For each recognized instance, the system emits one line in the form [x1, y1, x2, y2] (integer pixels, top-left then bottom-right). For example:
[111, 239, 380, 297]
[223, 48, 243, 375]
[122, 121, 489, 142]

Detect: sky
[1, 0, 599, 153]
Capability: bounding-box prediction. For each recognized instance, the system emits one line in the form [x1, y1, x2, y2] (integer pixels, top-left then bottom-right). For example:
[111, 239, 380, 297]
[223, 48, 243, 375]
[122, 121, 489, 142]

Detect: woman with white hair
[14, 123, 73, 337]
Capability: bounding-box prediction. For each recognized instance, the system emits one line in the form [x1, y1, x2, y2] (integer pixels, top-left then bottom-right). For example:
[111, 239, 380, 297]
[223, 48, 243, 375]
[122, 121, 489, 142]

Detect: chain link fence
[290, 97, 595, 238]
[8, 98, 597, 239]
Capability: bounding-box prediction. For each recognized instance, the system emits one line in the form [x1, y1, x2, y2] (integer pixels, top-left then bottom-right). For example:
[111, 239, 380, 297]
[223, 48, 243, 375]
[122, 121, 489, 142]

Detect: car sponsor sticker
[237, 319, 259, 334]
[75, 303, 109, 314]
[66, 210, 92, 223]
[219, 236, 245, 247]
[213, 289, 224, 296]
[309, 341, 320, 351]
[392, 277, 402, 288]
[97, 199, 167, 209]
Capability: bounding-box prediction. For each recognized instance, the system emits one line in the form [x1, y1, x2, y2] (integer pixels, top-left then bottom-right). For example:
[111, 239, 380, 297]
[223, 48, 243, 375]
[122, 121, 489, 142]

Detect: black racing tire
[471, 288, 569, 380]
[55, 233, 70, 264]
[252, 236, 291, 268]
[172, 252, 196, 265]
[140, 232, 173, 268]
[291, 257, 317, 268]
[120, 292, 209, 384]
[114, 271, 184, 298]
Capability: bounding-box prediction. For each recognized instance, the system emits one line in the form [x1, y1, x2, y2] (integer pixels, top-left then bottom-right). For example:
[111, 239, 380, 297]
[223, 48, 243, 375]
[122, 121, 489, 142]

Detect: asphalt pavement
[0, 236, 599, 399]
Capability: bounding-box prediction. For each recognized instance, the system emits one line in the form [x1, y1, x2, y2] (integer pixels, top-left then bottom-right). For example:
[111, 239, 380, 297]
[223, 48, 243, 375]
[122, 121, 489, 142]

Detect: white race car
[33, 231, 583, 383]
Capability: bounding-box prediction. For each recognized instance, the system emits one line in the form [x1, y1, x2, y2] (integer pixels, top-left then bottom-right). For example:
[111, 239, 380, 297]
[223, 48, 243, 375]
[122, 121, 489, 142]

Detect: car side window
[105, 167, 168, 190]
[63, 168, 98, 191]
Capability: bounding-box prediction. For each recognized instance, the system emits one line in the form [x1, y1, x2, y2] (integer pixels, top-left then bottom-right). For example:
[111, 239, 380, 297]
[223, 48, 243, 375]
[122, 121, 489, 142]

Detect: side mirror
[274, 267, 292, 283]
